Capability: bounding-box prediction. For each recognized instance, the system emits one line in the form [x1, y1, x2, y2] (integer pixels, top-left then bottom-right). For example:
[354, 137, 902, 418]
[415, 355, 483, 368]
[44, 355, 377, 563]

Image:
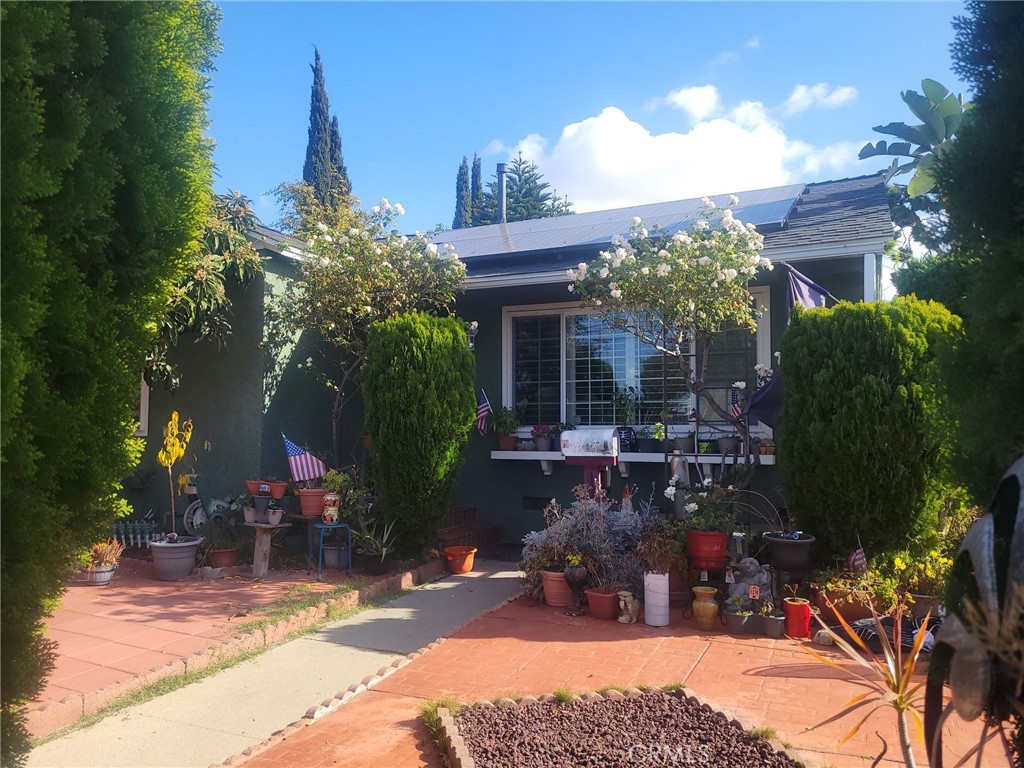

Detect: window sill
[490, 450, 563, 475]
[488, 450, 775, 477]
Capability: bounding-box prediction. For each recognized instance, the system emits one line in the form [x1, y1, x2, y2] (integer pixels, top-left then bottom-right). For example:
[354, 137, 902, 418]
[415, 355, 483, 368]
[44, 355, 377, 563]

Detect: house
[441, 173, 892, 543]
[128, 174, 892, 545]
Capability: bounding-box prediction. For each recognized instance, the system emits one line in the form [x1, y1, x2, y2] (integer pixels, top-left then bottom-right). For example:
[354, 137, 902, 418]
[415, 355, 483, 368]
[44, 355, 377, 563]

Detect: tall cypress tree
[470, 153, 484, 226]
[453, 156, 471, 229]
[302, 48, 333, 206]
[329, 114, 351, 200]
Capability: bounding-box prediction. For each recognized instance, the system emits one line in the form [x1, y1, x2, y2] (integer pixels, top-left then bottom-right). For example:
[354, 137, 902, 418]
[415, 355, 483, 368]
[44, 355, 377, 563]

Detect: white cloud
[745, 36, 760, 49]
[492, 100, 865, 213]
[661, 85, 721, 123]
[782, 83, 858, 115]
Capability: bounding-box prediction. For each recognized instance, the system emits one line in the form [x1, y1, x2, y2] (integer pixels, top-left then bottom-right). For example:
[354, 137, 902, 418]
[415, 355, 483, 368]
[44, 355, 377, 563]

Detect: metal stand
[309, 522, 352, 580]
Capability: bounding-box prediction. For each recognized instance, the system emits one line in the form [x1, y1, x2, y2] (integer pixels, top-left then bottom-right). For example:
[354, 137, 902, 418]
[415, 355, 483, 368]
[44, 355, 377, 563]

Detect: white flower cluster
[297, 356, 314, 371]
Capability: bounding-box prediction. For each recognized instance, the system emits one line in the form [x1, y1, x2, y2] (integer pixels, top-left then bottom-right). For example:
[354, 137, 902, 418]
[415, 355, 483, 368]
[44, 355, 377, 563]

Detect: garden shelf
[616, 452, 774, 478]
[490, 450, 564, 475]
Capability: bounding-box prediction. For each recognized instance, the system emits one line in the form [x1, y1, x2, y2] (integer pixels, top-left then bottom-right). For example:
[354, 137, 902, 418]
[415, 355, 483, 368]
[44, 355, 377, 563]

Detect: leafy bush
[0, 3, 219, 762]
[362, 313, 475, 557]
[777, 297, 963, 562]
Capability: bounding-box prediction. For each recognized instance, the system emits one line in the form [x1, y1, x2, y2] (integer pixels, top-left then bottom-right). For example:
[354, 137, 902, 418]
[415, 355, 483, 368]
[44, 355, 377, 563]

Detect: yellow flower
[893, 556, 907, 571]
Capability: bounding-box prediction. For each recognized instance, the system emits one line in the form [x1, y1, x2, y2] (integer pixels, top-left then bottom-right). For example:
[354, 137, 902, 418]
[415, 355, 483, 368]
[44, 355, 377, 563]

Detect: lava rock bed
[454, 690, 802, 768]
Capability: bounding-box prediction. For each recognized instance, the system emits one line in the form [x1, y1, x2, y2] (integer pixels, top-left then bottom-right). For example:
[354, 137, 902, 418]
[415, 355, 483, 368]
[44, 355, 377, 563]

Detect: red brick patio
[237, 596, 991, 768]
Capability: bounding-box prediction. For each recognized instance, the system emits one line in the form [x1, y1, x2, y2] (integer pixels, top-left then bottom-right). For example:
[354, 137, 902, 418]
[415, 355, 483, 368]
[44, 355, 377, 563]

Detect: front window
[504, 290, 769, 430]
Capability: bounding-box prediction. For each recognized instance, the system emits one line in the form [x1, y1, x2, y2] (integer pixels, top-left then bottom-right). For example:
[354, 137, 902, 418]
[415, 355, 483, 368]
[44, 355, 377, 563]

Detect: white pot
[644, 571, 671, 627]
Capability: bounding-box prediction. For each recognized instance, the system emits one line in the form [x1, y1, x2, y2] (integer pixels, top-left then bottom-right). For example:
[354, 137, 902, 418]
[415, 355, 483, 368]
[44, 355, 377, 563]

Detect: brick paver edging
[435, 687, 820, 768]
[29, 558, 446, 740]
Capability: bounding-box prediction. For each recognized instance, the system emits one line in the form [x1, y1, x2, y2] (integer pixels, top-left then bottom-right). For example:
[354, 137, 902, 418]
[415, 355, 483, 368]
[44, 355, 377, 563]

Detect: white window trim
[134, 376, 150, 437]
[502, 287, 771, 433]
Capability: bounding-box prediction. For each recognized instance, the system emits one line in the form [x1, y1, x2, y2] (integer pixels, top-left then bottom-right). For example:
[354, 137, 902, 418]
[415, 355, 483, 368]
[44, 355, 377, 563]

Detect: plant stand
[244, 523, 290, 577]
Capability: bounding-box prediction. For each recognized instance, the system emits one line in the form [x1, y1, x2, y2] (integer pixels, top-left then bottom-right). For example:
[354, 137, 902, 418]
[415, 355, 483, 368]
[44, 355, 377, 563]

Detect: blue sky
[209, 2, 971, 233]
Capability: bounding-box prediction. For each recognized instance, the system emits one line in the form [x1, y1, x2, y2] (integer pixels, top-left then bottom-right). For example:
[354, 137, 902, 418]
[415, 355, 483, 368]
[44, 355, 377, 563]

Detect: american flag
[476, 389, 492, 435]
[847, 545, 868, 574]
[281, 433, 327, 483]
[730, 387, 743, 418]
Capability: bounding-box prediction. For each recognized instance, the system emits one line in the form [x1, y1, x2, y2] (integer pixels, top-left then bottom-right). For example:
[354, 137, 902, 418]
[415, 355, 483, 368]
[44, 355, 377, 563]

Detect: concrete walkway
[27, 562, 522, 768]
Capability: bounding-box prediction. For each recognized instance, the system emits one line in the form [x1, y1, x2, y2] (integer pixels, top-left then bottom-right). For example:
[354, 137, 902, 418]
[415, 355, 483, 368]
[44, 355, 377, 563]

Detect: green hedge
[777, 297, 962, 561]
[362, 314, 476, 557]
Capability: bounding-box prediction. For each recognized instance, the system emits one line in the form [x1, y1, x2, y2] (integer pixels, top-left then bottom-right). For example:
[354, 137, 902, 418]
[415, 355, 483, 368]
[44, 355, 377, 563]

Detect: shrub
[777, 297, 963, 562]
[0, 3, 219, 762]
[362, 313, 475, 557]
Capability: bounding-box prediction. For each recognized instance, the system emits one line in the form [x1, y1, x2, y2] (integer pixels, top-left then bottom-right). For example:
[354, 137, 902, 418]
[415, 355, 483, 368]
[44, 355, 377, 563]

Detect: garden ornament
[617, 591, 640, 624]
[727, 557, 769, 608]
[925, 456, 1024, 767]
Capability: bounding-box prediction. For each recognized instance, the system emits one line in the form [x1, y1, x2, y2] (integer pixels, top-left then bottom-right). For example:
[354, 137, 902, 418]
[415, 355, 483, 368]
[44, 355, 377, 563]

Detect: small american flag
[282, 433, 327, 483]
[730, 387, 743, 418]
[847, 546, 868, 574]
[476, 389, 492, 435]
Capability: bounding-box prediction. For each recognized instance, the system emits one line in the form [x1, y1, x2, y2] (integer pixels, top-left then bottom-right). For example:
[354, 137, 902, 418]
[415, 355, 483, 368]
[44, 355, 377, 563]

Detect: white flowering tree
[569, 196, 769, 453]
[290, 199, 467, 463]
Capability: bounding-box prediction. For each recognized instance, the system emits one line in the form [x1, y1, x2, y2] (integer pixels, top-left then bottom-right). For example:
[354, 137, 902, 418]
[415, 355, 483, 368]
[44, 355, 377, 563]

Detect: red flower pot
[298, 488, 327, 516]
[541, 570, 571, 607]
[784, 597, 811, 638]
[268, 481, 289, 500]
[686, 530, 729, 570]
[247, 479, 271, 496]
[584, 586, 621, 620]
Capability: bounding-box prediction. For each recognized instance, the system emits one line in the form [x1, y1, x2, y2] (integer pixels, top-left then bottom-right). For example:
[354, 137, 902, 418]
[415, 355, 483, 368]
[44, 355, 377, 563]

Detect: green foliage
[777, 298, 963, 562]
[470, 153, 484, 226]
[303, 48, 335, 208]
[0, 2, 219, 761]
[147, 191, 265, 389]
[328, 115, 351, 201]
[891, 250, 979, 319]
[936, 1, 1024, 504]
[453, 156, 471, 229]
[362, 314, 476, 557]
[492, 406, 520, 437]
[474, 153, 574, 225]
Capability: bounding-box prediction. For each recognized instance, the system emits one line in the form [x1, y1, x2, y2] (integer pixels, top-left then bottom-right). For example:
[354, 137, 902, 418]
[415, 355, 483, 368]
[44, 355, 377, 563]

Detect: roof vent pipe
[497, 162, 508, 224]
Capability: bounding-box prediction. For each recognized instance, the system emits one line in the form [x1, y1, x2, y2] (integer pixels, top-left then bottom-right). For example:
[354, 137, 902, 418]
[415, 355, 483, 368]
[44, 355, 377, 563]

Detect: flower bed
[447, 688, 801, 768]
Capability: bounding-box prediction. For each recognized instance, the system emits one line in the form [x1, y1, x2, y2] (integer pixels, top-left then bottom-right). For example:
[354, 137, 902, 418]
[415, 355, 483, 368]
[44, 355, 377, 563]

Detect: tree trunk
[897, 710, 917, 768]
[166, 467, 177, 535]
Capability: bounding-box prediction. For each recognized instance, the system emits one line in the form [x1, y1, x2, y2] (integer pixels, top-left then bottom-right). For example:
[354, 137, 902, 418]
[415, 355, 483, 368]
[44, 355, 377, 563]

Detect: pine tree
[470, 153, 484, 226]
[475, 154, 574, 225]
[302, 48, 333, 206]
[453, 156, 471, 229]
[329, 114, 351, 200]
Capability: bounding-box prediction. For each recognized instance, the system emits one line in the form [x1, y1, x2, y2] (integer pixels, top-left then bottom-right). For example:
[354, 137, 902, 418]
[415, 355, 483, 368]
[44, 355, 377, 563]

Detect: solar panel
[429, 183, 806, 259]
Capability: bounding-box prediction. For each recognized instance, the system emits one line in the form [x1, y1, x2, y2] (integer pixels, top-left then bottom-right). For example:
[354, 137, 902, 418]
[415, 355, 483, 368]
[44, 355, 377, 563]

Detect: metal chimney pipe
[497, 162, 508, 224]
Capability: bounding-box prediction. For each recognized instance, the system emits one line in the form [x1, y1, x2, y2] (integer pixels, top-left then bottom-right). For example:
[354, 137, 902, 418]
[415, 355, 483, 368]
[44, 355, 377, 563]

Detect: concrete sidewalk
[27, 561, 522, 768]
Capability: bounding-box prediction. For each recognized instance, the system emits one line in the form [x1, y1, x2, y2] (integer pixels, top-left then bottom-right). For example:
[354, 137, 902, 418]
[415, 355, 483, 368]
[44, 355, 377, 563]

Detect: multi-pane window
[505, 292, 767, 429]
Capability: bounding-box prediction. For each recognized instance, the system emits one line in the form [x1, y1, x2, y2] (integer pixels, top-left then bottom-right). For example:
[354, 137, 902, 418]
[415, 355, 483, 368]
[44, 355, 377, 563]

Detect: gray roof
[247, 224, 307, 259]
[430, 174, 891, 278]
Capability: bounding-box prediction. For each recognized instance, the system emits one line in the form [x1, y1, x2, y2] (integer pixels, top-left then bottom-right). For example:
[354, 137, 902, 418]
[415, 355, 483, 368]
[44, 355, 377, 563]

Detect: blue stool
[309, 522, 352, 580]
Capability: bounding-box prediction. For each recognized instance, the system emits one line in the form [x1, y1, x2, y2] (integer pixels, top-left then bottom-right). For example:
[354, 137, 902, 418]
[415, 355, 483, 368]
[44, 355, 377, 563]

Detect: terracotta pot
[691, 586, 719, 631]
[497, 436, 518, 451]
[298, 488, 327, 516]
[541, 570, 571, 607]
[247, 480, 271, 496]
[687, 530, 729, 570]
[584, 586, 620, 620]
[444, 546, 477, 574]
[784, 597, 812, 638]
[207, 548, 239, 568]
[668, 555, 692, 607]
[268, 481, 289, 500]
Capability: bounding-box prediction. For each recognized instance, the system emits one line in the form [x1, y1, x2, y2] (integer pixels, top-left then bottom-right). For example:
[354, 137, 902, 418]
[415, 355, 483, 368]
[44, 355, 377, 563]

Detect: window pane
[513, 315, 561, 425]
[698, 325, 757, 422]
[566, 314, 693, 427]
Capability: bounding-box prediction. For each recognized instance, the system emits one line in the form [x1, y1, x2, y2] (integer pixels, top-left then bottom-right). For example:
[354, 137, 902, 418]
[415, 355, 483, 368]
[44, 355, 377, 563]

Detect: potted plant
[584, 579, 622, 620]
[322, 466, 367, 523]
[84, 539, 125, 586]
[612, 386, 639, 451]
[724, 594, 751, 634]
[152, 411, 202, 580]
[675, 477, 735, 570]
[493, 406, 520, 450]
[198, 518, 243, 568]
[759, 598, 785, 639]
[353, 511, 397, 575]
[636, 518, 679, 627]
[228, 494, 257, 524]
[530, 424, 554, 452]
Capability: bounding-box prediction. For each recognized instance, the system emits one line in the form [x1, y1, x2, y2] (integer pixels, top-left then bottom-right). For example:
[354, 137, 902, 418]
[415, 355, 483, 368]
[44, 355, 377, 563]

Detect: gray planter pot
[762, 615, 785, 638]
[84, 566, 116, 586]
[724, 612, 749, 635]
[744, 614, 765, 635]
[764, 532, 816, 573]
[151, 537, 201, 581]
